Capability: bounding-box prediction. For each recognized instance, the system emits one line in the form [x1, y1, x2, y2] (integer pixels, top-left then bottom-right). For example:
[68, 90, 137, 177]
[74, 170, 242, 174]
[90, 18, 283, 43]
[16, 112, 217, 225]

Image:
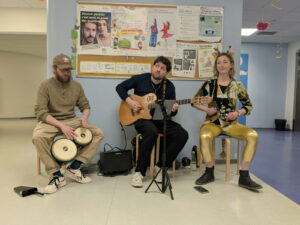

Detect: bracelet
[236, 110, 241, 116]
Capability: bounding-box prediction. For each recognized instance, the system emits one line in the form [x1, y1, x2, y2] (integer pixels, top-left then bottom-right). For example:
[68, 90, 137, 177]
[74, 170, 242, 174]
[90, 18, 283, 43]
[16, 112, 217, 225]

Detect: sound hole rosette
[73, 128, 92, 146]
[51, 138, 77, 162]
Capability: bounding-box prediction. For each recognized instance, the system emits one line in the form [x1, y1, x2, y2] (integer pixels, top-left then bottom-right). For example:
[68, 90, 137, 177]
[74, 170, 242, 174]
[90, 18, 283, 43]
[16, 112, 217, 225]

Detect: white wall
[241, 43, 288, 128]
[0, 8, 46, 34]
[0, 5, 47, 118]
[0, 51, 46, 118]
[285, 40, 300, 129]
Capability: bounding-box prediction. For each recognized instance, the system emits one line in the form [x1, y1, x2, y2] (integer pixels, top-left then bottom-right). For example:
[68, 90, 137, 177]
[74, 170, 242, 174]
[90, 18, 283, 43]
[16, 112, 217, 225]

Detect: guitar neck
[175, 99, 193, 105]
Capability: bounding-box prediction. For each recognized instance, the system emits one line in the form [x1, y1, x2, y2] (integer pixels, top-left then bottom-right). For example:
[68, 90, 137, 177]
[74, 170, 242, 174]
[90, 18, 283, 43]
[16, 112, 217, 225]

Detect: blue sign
[238, 54, 249, 125]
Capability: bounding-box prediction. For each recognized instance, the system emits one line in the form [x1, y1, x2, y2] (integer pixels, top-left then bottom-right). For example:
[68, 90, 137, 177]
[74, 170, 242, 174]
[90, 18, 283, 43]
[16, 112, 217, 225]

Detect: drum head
[74, 128, 92, 145]
[51, 138, 77, 162]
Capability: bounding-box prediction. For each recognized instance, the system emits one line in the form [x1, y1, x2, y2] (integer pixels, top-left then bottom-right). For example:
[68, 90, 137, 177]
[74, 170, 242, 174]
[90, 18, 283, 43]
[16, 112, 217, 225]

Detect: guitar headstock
[191, 96, 212, 105]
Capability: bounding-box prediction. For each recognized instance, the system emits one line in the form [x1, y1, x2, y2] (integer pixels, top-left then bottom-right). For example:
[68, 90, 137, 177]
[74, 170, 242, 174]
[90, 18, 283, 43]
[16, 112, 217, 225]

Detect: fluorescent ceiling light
[241, 28, 257, 36]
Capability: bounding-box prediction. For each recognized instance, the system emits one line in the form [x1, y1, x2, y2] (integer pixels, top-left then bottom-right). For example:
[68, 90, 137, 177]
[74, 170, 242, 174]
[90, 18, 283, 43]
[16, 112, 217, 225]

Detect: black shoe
[239, 170, 263, 190]
[195, 167, 215, 185]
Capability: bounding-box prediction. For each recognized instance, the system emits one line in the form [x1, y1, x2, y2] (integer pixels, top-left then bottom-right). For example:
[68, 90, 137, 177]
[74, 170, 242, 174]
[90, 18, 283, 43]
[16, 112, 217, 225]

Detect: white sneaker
[131, 172, 143, 188]
[65, 168, 91, 184]
[44, 176, 66, 194]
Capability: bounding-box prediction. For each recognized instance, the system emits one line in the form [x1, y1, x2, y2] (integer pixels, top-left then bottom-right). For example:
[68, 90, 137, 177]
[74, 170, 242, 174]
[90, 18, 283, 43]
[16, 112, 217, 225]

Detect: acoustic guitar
[119, 93, 210, 125]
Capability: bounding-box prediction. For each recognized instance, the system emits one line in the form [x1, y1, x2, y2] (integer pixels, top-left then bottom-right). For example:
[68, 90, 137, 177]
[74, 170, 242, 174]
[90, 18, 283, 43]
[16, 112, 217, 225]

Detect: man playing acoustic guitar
[116, 56, 189, 188]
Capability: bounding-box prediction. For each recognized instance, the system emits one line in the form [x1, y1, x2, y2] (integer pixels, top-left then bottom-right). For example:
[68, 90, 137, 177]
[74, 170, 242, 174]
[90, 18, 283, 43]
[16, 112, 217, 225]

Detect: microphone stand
[145, 79, 174, 200]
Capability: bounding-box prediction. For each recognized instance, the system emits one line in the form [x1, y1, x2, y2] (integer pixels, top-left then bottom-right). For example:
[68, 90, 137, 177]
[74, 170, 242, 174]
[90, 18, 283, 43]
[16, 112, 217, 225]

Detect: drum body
[51, 136, 77, 162]
[74, 128, 92, 146]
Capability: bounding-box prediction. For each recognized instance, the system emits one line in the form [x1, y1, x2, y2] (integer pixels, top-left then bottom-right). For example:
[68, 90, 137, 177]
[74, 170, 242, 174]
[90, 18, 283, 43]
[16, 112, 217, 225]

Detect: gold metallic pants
[200, 122, 258, 163]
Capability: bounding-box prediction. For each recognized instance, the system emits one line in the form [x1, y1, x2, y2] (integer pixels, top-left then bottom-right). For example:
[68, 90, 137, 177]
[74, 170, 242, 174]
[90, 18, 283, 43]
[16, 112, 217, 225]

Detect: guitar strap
[211, 79, 218, 101]
[161, 78, 167, 101]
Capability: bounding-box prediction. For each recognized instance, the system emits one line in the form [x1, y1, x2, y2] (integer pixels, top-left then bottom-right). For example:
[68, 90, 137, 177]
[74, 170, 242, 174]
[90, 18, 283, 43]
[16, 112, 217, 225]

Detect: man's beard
[87, 35, 95, 43]
[55, 73, 71, 83]
[152, 73, 163, 81]
[153, 76, 162, 81]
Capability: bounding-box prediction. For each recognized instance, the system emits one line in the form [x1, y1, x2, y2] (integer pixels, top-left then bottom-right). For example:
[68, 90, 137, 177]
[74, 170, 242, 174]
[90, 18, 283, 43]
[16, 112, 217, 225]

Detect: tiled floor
[0, 119, 299, 225]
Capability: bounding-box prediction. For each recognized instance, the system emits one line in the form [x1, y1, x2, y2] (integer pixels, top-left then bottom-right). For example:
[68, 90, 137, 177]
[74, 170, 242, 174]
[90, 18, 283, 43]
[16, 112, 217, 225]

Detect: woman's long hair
[213, 52, 236, 79]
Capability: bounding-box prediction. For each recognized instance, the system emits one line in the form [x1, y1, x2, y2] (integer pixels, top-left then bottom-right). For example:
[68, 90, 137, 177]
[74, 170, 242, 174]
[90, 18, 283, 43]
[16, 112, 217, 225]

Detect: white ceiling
[242, 0, 300, 43]
[0, 0, 299, 58]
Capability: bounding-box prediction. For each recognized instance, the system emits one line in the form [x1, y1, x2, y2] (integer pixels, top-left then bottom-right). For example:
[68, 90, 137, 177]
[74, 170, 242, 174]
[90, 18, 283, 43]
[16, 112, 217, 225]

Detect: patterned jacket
[194, 77, 252, 127]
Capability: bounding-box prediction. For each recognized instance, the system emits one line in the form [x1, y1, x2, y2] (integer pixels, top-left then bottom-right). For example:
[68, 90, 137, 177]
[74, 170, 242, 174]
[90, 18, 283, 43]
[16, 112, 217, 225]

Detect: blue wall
[241, 43, 288, 128]
[48, 0, 243, 160]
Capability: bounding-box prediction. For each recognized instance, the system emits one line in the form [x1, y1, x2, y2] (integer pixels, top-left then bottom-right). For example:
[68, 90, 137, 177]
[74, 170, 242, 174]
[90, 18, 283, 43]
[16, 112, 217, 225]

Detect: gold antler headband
[212, 46, 221, 58]
[226, 45, 235, 57]
[212, 45, 236, 58]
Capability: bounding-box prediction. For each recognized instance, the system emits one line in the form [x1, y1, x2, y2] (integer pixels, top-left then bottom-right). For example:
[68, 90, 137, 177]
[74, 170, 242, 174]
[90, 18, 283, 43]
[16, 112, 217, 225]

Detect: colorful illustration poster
[111, 6, 148, 54]
[146, 7, 177, 56]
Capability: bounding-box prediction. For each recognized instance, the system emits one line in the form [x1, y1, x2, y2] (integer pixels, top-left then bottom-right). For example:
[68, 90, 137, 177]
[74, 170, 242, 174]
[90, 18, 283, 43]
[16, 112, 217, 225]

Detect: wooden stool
[135, 133, 176, 178]
[196, 135, 241, 181]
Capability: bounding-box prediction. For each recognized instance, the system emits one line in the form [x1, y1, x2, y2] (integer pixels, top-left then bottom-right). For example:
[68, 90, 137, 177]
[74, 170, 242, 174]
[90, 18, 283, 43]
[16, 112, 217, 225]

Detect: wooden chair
[196, 134, 241, 181]
[135, 133, 176, 178]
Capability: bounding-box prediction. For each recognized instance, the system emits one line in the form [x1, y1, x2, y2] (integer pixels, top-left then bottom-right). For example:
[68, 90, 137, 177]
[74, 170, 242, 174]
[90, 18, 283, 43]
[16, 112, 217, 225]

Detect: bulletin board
[75, 2, 224, 80]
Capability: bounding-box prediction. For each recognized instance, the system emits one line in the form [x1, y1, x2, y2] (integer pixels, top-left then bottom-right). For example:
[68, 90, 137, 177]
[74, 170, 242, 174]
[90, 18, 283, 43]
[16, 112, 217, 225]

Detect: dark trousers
[134, 119, 188, 176]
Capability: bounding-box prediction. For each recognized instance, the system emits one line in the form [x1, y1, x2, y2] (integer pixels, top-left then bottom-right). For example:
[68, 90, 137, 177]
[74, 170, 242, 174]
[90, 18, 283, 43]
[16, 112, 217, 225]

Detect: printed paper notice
[198, 43, 222, 77]
[172, 43, 198, 78]
[199, 6, 223, 42]
[80, 61, 115, 74]
[177, 6, 201, 41]
[115, 63, 151, 75]
[79, 61, 151, 75]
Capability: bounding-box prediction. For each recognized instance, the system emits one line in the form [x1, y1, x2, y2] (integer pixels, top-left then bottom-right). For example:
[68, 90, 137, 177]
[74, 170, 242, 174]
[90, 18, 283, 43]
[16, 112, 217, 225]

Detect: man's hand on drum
[60, 124, 76, 139]
[79, 117, 89, 128]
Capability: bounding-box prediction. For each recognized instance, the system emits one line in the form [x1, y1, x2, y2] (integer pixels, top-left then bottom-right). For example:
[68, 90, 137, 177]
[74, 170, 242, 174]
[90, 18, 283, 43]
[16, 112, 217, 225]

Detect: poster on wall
[238, 53, 249, 125]
[199, 6, 223, 42]
[177, 6, 223, 42]
[172, 42, 197, 78]
[77, 4, 113, 55]
[177, 6, 201, 41]
[146, 7, 177, 56]
[197, 43, 222, 77]
[77, 4, 177, 57]
[79, 61, 151, 75]
[111, 6, 148, 55]
[76, 2, 223, 79]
